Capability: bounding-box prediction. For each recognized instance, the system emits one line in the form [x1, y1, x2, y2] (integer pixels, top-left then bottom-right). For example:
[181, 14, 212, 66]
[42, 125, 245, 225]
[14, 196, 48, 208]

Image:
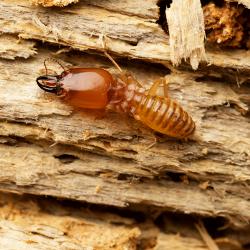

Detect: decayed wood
[31, 0, 159, 20]
[166, 0, 206, 69]
[226, 0, 250, 8]
[31, 0, 250, 10]
[0, 47, 249, 227]
[156, 214, 250, 250]
[0, 192, 249, 250]
[31, 0, 78, 7]
[154, 233, 208, 250]
[0, 0, 250, 74]
[0, 193, 140, 250]
[0, 35, 36, 59]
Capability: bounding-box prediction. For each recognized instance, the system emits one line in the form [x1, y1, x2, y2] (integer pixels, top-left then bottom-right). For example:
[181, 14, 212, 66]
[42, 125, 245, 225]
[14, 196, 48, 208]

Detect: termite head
[36, 58, 68, 96]
[36, 75, 64, 96]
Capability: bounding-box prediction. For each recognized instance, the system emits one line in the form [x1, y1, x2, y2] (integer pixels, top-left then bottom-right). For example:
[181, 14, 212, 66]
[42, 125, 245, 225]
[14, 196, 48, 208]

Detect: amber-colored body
[108, 74, 195, 138]
[59, 68, 113, 109]
[36, 67, 195, 138]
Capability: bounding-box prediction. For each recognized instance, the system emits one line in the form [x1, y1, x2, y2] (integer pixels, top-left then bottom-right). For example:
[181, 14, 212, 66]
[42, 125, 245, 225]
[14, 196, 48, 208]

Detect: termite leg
[126, 73, 144, 88]
[148, 77, 169, 98]
[148, 78, 164, 95]
[163, 78, 169, 98]
[101, 34, 145, 89]
[145, 136, 158, 150]
[43, 58, 68, 75]
[101, 34, 123, 73]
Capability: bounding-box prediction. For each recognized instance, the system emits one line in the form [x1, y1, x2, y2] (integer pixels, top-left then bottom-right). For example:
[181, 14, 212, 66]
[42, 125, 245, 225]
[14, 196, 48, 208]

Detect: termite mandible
[36, 42, 195, 139]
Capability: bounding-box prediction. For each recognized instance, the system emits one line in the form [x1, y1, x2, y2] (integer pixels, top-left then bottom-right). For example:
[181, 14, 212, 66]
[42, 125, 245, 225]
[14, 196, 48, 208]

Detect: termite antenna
[43, 58, 68, 75]
[101, 34, 123, 73]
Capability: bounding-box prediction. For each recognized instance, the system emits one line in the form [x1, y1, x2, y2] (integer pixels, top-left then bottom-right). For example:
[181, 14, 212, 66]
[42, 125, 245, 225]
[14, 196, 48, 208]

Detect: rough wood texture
[31, 0, 78, 7]
[0, 193, 249, 250]
[0, 47, 249, 228]
[0, 193, 140, 249]
[0, 35, 36, 59]
[0, 0, 250, 74]
[166, 0, 206, 69]
[0, 1, 250, 248]
[31, 0, 250, 10]
[31, 0, 159, 19]
[154, 234, 208, 250]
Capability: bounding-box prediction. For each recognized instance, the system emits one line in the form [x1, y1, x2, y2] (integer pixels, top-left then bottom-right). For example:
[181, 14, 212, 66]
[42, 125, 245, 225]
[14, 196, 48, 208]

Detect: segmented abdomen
[132, 94, 195, 138]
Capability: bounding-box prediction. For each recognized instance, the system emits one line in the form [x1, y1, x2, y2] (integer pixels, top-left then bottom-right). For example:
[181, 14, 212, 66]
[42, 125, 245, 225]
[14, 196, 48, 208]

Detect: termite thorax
[108, 79, 144, 114]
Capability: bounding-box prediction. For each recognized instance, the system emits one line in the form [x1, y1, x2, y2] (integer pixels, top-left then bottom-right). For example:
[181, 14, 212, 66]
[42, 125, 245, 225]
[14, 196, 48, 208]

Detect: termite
[36, 51, 195, 139]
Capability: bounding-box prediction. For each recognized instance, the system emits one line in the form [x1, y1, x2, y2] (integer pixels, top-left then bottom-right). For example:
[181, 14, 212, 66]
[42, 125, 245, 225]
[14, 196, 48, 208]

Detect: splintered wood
[0, 0, 250, 72]
[0, 193, 249, 250]
[165, 0, 206, 69]
[0, 193, 140, 250]
[0, 49, 249, 228]
[0, 0, 250, 249]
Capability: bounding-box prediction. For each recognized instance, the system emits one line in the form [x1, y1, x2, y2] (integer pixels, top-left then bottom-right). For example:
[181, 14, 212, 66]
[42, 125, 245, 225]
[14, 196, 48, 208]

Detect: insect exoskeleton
[108, 73, 195, 138]
[36, 57, 195, 139]
[133, 95, 195, 138]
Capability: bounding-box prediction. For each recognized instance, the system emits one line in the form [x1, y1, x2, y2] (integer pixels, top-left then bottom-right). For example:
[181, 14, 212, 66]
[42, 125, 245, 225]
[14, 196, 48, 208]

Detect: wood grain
[0, 0, 250, 74]
[0, 192, 249, 250]
[0, 35, 36, 59]
[0, 1, 250, 246]
[0, 48, 249, 227]
[0, 193, 140, 250]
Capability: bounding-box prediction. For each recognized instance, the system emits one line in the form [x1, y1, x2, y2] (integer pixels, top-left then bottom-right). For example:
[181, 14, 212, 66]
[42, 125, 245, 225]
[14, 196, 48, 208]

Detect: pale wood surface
[0, 1, 250, 248]
[0, 193, 140, 250]
[0, 193, 248, 250]
[0, 0, 250, 74]
[154, 234, 208, 250]
[166, 0, 206, 69]
[31, 0, 250, 10]
[0, 34, 37, 59]
[0, 46, 249, 227]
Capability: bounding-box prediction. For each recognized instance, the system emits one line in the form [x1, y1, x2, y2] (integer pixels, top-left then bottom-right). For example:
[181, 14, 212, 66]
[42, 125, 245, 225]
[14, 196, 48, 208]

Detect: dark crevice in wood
[157, 0, 250, 50]
[54, 154, 79, 164]
[157, 0, 169, 33]
[201, 0, 225, 7]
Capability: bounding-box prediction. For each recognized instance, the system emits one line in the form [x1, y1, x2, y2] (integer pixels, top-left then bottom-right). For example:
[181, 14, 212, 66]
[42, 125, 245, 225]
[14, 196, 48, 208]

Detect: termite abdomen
[132, 94, 195, 138]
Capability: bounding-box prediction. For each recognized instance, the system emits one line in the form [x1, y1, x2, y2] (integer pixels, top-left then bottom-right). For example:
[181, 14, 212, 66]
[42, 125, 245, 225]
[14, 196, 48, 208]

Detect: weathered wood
[0, 193, 140, 250]
[154, 233, 208, 250]
[31, 0, 250, 10]
[0, 48, 249, 227]
[155, 214, 250, 250]
[0, 0, 250, 75]
[0, 2, 250, 246]
[31, 0, 78, 7]
[0, 35, 36, 59]
[0, 192, 249, 250]
[166, 0, 206, 69]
